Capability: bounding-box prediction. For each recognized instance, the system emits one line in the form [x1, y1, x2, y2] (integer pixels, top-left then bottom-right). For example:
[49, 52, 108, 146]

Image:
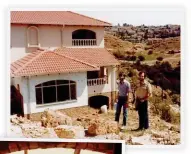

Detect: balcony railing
[72, 39, 97, 46]
[87, 78, 108, 86]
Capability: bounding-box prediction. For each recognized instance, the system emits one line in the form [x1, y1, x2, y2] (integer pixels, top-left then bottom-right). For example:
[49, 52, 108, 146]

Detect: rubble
[10, 106, 180, 145]
[41, 109, 72, 127]
[54, 125, 85, 139]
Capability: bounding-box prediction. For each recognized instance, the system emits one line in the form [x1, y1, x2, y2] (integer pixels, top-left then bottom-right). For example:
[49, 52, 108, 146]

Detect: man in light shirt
[115, 72, 131, 130]
[134, 71, 152, 131]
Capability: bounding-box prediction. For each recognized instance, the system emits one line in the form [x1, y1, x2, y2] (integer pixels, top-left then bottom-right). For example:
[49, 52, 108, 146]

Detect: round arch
[88, 95, 109, 109]
[72, 29, 96, 39]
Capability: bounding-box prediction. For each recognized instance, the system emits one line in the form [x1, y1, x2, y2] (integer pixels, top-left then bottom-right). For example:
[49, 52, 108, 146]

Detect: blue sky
[74, 8, 184, 26]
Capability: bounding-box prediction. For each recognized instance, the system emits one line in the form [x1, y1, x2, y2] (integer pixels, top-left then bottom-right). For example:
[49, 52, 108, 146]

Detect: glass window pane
[70, 80, 75, 84]
[43, 87, 56, 103]
[57, 85, 70, 101]
[42, 80, 56, 86]
[57, 80, 69, 85]
[35, 88, 42, 104]
[70, 84, 76, 100]
[35, 83, 41, 87]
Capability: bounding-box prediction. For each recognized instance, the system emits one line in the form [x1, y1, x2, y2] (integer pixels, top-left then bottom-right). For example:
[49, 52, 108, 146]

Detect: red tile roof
[11, 50, 99, 77]
[54, 48, 120, 67]
[11, 11, 112, 27]
[11, 48, 119, 77]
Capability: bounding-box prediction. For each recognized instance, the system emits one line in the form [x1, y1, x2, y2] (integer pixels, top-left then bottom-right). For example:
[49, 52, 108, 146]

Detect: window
[35, 80, 77, 105]
[72, 29, 97, 46]
[27, 26, 39, 47]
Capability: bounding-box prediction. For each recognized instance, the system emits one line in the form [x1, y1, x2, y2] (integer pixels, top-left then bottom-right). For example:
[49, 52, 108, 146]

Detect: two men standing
[115, 71, 152, 131]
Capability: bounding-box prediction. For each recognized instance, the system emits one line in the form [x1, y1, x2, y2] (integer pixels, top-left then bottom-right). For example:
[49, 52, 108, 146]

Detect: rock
[131, 134, 156, 145]
[100, 105, 108, 114]
[41, 109, 72, 128]
[54, 125, 85, 139]
[11, 115, 31, 125]
[87, 119, 119, 136]
[87, 119, 107, 136]
[22, 126, 58, 138]
[105, 121, 119, 134]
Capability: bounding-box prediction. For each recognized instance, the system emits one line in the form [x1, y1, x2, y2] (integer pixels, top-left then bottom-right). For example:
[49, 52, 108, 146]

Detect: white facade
[11, 23, 117, 114]
[11, 24, 104, 62]
[88, 66, 117, 95]
[12, 72, 88, 114]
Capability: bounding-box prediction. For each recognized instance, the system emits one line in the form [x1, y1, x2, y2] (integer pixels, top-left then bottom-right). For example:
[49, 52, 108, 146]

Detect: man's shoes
[121, 125, 127, 130]
[131, 127, 144, 131]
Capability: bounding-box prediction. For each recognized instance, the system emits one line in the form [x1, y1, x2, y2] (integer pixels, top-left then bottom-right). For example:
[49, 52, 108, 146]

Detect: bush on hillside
[150, 96, 180, 124]
[156, 56, 164, 61]
[148, 50, 153, 55]
[113, 49, 125, 59]
[138, 55, 145, 61]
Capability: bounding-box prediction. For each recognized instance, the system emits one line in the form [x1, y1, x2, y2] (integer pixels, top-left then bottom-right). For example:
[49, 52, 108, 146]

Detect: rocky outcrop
[87, 119, 119, 136]
[41, 109, 72, 128]
[54, 125, 85, 139]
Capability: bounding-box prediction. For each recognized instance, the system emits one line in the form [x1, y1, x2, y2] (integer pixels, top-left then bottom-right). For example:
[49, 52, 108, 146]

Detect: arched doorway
[11, 85, 24, 116]
[88, 95, 109, 109]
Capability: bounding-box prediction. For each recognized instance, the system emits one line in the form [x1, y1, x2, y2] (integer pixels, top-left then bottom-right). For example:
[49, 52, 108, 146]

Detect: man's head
[119, 72, 126, 82]
[139, 71, 146, 82]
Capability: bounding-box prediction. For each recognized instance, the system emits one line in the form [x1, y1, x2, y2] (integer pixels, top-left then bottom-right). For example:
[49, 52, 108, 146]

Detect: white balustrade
[72, 39, 97, 46]
[87, 78, 108, 86]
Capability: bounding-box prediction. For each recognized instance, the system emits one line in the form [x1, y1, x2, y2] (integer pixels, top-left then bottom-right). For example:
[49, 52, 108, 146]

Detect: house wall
[87, 66, 118, 109]
[62, 26, 104, 48]
[11, 24, 104, 62]
[12, 72, 88, 114]
[88, 66, 117, 95]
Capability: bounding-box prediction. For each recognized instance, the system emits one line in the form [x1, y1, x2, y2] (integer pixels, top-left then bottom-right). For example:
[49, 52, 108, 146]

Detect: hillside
[105, 32, 180, 61]
[105, 24, 180, 43]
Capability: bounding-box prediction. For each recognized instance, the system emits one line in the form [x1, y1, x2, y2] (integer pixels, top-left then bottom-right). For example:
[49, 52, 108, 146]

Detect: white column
[111, 66, 117, 92]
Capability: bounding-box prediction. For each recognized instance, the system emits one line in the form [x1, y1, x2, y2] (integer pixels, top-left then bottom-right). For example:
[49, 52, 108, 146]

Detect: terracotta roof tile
[11, 11, 112, 27]
[54, 48, 120, 67]
[11, 50, 99, 77]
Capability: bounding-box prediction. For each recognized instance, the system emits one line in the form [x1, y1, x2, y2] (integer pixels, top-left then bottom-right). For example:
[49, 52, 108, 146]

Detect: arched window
[72, 29, 96, 46]
[35, 80, 76, 105]
[27, 26, 39, 47]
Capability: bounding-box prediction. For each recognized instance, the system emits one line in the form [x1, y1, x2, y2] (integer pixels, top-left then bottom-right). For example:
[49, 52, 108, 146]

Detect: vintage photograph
[0, 140, 122, 154]
[10, 9, 182, 145]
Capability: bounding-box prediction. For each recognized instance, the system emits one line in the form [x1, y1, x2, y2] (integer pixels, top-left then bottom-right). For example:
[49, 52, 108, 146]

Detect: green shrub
[150, 96, 180, 124]
[148, 50, 153, 55]
[138, 55, 145, 61]
[156, 56, 163, 61]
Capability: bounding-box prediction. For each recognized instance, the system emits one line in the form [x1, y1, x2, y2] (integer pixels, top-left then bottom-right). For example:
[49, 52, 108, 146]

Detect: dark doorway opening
[89, 95, 109, 109]
[11, 85, 24, 116]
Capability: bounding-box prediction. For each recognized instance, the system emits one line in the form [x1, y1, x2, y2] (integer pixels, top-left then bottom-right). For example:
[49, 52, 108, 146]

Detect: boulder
[87, 119, 107, 136]
[41, 109, 72, 128]
[87, 119, 119, 136]
[54, 125, 85, 139]
[100, 105, 108, 114]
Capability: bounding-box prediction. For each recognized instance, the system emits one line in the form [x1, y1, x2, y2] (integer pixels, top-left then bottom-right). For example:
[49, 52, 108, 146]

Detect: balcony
[72, 39, 97, 46]
[87, 77, 108, 86]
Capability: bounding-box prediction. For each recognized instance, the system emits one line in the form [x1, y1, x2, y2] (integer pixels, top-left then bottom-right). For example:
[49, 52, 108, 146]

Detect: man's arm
[126, 82, 131, 103]
[140, 82, 152, 101]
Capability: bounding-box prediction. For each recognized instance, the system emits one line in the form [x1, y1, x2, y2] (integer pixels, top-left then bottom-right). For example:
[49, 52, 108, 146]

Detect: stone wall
[0, 141, 119, 154]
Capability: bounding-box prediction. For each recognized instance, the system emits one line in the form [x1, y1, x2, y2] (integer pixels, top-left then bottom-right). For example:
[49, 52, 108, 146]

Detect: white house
[10, 11, 119, 116]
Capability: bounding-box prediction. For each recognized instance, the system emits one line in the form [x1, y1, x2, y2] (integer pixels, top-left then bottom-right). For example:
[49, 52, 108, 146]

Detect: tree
[156, 56, 163, 61]
[131, 56, 137, 64]
[148, 50, 153, 55]
[138, 55, 145, 62]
